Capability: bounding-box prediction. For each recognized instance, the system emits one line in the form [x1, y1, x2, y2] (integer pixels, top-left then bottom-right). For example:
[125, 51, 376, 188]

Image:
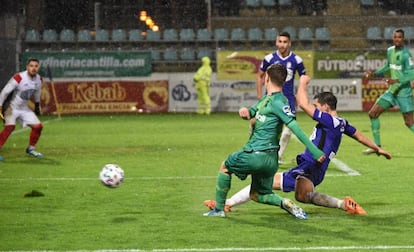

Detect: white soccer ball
[99, 164, 124, 188]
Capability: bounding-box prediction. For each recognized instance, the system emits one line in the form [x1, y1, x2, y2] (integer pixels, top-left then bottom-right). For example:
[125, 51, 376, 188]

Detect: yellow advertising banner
[216, 50, 314, 80]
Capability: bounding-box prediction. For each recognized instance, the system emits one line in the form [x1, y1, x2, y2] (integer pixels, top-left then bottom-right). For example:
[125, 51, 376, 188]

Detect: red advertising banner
[40, 80, 168, 114]
[361, 77, 395, 112]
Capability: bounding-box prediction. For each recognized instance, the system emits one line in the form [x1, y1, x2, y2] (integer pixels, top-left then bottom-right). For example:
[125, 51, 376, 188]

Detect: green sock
[370, 118, 381, 146]
[409, 125, 414, 133]
[257, 192, 283, 207]
[215, 172, 231, 211]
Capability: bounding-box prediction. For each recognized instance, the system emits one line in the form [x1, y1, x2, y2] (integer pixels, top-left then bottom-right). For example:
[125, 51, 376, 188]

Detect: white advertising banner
[167, 73, 362, 112]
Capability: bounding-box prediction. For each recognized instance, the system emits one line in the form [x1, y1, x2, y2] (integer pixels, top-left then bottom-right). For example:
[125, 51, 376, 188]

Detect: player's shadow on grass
[7, 156, 61, 165]
[112, 217, 138, 223]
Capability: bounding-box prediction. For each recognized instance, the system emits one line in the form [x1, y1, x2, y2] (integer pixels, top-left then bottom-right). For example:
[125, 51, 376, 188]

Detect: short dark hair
[313, 92, 337, 110]
[26, 58, 39, 65]
[394, 28, 405, 37]
[266, 63, 287, 86]
[278, 31, 290, 40]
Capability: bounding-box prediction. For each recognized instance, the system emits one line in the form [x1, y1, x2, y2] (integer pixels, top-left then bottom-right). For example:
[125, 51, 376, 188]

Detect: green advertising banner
[21, 51, 152, 78]
[313, 51, 386, 78]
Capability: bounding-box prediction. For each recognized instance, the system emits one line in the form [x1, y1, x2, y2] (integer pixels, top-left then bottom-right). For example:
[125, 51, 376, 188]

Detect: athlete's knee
[31, 123, 43, 132]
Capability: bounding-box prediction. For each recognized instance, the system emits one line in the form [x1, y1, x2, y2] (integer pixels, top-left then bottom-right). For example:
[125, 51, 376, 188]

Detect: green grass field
[0, 112, 413, 251]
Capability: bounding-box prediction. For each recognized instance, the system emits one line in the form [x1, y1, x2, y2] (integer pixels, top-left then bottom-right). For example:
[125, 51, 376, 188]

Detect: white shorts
[4, 106, 40, 127]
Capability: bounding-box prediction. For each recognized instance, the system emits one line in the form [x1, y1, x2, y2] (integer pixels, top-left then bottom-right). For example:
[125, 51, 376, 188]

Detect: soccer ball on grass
[99, 164, 124, 188]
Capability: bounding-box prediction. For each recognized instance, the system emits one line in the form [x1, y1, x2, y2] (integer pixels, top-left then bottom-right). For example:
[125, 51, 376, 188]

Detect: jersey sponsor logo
[282, 105, 294, 117]
[389, 64, 402, 71]
[13, 74, 22, 83]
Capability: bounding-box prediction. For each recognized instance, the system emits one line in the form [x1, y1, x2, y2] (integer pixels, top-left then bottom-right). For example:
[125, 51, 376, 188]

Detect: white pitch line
[5, 245, 414, 252]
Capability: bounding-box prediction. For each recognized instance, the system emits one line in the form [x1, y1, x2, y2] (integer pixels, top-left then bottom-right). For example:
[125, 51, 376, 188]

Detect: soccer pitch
[0, 112, 413, 251]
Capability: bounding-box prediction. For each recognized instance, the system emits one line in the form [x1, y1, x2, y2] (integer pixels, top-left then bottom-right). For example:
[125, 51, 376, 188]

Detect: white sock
[278, 126, 292, 160]
[226, 184, 251, 207]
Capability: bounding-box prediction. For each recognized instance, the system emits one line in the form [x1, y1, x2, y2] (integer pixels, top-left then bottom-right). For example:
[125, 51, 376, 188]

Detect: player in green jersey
[364, 28, 414, 154]
[203, 63, 325, 219]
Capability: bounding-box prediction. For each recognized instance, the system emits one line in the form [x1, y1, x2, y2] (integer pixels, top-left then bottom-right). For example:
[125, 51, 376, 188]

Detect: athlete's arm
[287, 120, 324, 162]
[0, 78, 17, 105]
[256, 69, 265, 100]
[351, 130, 392, 159]
[296, 75, 315, 117]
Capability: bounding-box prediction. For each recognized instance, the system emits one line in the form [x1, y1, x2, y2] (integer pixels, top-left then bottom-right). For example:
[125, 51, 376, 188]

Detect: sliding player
[205, 75, 392, 215]
[0, 58, 44, 161]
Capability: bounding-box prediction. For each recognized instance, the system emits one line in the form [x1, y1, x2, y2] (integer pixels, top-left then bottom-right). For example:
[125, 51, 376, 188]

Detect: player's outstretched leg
[281, 198, 308, 220]
[344, 196, 367, 215]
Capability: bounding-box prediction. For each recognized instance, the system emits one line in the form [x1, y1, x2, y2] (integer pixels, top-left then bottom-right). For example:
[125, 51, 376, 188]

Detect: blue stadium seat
[95, 29, 109, 41]
[403, 26, 414, 41]
[129, 29, 143, 41]
[180, 47, 196, 60]
[278, 0, 293, 7]
[298, 27, 313, 41]
[179, 28, 195, 41]
[196, 28, 212, 41]
[112, 29, 126, 41]
[264, 28, 278, 41]
[25, 29, 41, 42]
[42, 29, 57, 42]
[261, 0, 276, 7]
[245, 0, 261, 8]
[151, 49, 161, 61]
[366, 26, 382, 41]
[282, 26, 296, 40]
[248, 28, 263, 40]
[163, 28, 178, 41]
[146, 29, 161, 41]
[360, 0, 375, 7]
[77, 29, 91, 42]
[315, 27, 331, 49]
[197, 47, 212, 59]
[315, 27, 330, 41]
[214, 28, 229, 40]
[59, 29, 75, 42]
[230, 28, 246, 40]
[163, 47, 178, 61]
[383, 26, 395, 40]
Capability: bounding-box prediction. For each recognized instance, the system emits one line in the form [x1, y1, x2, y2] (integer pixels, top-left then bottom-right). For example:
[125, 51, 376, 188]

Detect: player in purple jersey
[205, 75, 392, 215]
[256, 31, 306, 164]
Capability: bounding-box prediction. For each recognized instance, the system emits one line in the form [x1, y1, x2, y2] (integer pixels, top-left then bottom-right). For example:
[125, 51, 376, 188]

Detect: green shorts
[224, 149, 278, 195]
[377, 91, 414, 113]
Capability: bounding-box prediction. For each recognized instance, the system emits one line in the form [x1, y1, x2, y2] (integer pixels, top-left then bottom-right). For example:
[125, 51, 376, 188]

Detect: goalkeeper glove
[34, 102, 41, 116]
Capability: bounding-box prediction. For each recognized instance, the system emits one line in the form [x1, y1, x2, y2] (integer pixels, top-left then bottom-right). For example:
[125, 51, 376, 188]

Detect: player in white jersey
[0, 58, 44, 161]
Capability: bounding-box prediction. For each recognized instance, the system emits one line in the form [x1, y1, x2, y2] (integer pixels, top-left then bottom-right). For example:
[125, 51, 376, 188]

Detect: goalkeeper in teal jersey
[203, 63, 325, 219]
[364, 28, 414, 154]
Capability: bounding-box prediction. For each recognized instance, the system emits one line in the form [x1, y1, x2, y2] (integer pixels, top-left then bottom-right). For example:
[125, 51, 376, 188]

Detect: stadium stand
[298, 27, 314, 49]
[77, 29, 91, 42]
[282, 26, 297, 40]
[146, 29, 161, 41]
[180, 47, 196, 61]
[163, 47, 179, 61]
[59, 29, 75, 42]
[163, 28, 178, 41]
[314, 27, 331, 49]
[196, 28, 212, 41]
[112, 29, 127, 41]
[366, 26, 382, 49]
[25, 29, 40, 42]
[42, 29, 57, 42]
[179, 28, 196, 41]
[128, 29, 143, 41]
[95, 29, 109, 41]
